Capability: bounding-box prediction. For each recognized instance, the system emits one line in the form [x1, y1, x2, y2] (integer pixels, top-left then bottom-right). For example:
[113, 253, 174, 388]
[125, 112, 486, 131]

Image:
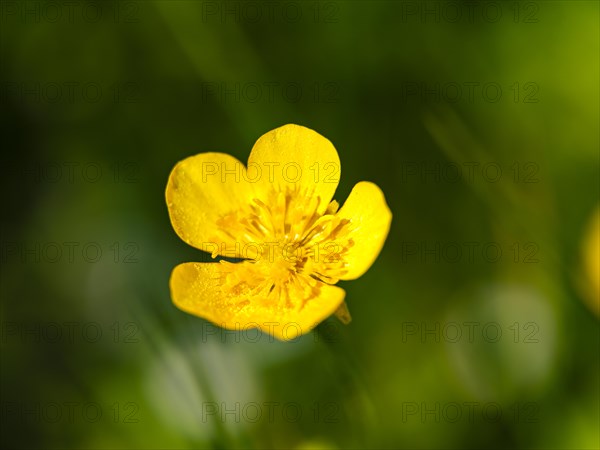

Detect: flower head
[166, 124, 392, 340]
[580, 206, 600, 317]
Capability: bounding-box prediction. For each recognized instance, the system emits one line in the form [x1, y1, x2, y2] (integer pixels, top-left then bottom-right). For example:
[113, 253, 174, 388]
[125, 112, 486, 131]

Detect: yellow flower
[166, 124, 392, 340]
[580, 206, 600, 317]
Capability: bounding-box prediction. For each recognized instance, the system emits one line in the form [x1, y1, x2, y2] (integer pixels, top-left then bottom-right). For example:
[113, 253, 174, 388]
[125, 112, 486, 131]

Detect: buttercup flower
[166, 124, 392, 340]
[580, 206, 600, 317]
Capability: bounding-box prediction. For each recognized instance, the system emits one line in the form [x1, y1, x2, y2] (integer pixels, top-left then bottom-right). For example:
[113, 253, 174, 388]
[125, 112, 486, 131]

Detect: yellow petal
[165, 152, 257, 256]
[248, 124, 340, 215]
[170, 262, 346, 341]
[581, 206, 600, 316]
[335, 181, 392, 280]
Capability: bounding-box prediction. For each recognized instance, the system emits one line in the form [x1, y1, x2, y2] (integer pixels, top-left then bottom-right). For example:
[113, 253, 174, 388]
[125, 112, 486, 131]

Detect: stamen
[216, 186, 353, 310]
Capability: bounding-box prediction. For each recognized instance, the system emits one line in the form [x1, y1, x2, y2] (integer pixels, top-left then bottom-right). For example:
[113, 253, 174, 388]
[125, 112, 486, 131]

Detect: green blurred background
[1, 1, 599, 448]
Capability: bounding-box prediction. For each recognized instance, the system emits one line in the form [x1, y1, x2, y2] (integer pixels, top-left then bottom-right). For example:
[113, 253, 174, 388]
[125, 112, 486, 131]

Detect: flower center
[213, 187, 354, 310]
